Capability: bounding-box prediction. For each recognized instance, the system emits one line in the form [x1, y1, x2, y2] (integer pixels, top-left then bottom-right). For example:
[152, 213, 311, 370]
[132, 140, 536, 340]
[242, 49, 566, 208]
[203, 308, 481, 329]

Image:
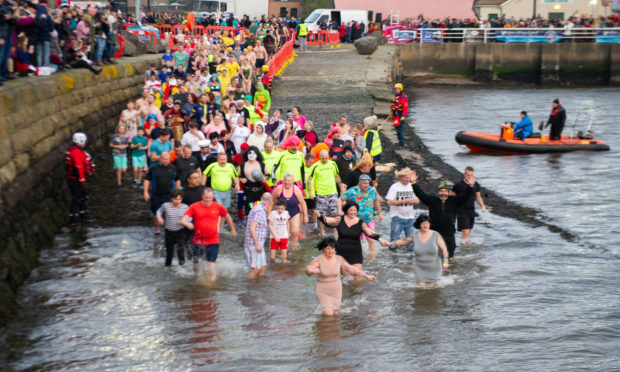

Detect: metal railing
[385, 27, 620, 43]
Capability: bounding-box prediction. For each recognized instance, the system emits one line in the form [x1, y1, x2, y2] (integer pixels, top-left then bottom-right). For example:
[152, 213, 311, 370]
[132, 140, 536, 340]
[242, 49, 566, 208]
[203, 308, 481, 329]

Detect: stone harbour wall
[398, 42, 620, 85]
[0, 55, 160, 324]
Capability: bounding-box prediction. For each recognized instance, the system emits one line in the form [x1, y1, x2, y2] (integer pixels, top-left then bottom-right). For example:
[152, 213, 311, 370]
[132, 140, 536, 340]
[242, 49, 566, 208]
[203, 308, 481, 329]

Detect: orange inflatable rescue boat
[455, 114, 610, 154]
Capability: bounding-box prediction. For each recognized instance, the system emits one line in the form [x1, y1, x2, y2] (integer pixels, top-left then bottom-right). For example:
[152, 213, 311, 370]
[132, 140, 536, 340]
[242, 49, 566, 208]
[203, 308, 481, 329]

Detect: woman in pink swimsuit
[305, 237, 376, 316]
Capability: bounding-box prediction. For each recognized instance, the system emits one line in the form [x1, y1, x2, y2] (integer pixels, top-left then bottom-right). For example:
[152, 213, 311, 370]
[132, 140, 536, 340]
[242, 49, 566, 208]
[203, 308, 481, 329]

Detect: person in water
[512, 111, 533, 140]
[386, 214, 450, 286]
[305, 237, 376, 316]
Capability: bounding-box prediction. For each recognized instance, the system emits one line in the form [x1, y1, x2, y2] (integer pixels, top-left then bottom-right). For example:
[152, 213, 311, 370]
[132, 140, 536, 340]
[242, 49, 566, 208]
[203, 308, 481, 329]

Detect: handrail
[383, 27, 620, 43]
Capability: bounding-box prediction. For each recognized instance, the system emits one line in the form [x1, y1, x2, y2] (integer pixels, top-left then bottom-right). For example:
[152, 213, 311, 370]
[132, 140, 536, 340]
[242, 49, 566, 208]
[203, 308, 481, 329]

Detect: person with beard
[239, 145, 271, 215]
[411, 170, 476, 260]
[544, 98, 566, 140]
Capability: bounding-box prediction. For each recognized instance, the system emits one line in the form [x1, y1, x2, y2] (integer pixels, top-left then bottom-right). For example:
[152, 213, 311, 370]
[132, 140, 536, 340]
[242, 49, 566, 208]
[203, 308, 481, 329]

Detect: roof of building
[474, 0, 509, 6]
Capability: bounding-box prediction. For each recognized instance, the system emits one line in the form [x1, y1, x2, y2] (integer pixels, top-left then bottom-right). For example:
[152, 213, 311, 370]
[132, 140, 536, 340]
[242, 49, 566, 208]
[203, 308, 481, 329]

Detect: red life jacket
[65, 145, 95, 180]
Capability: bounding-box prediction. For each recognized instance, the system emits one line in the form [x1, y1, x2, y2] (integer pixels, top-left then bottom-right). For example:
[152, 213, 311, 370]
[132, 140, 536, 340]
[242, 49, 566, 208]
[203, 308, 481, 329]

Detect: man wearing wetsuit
[411, 170, 475, 260]
[545, 98, 566, 141]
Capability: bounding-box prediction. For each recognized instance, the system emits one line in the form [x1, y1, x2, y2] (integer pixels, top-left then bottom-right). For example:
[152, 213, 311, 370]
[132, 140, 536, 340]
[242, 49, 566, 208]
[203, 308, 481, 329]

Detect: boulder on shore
[368, 31, 388, 45]
[354, 36, 379, 55]
[120, 31, 147, 56]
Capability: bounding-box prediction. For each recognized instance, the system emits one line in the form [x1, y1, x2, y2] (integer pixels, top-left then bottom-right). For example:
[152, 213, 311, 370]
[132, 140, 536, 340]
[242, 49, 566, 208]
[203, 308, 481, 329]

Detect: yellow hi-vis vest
[298, 23, 308, 36]
[364, 129, 382, 157]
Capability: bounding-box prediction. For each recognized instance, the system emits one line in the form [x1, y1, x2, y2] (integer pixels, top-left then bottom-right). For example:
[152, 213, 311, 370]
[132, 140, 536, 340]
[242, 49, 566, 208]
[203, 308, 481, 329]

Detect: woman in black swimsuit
[317, 201, 387, 283]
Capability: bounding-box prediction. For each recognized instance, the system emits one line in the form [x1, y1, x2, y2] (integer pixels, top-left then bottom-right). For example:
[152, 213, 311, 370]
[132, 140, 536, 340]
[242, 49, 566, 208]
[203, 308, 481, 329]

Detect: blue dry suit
[513, 115, 533, 140]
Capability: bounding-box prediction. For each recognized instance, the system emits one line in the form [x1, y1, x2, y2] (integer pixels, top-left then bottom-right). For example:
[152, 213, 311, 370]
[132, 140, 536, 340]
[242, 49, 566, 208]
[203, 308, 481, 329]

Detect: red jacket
[391, 92, 409, 118]
[65, 145, 95, 183]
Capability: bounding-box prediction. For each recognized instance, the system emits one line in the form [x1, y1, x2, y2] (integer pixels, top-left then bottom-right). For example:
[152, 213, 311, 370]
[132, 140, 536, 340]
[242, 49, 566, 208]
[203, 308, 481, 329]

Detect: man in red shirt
[181, 188, 236, 281]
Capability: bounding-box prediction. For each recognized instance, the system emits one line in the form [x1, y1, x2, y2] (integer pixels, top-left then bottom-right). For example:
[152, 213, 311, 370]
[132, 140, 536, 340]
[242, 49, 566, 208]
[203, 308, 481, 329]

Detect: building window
[548, 12, 565, 19]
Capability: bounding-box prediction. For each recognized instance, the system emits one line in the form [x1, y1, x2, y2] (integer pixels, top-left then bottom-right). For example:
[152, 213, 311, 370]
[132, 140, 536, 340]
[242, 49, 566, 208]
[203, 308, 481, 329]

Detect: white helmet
[73, 132, 87, 146]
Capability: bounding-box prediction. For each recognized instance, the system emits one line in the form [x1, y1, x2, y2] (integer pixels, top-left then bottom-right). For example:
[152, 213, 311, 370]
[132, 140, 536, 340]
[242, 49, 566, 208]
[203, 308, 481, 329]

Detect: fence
[267, 33, 296, 78]
[384, 27, 620, 43]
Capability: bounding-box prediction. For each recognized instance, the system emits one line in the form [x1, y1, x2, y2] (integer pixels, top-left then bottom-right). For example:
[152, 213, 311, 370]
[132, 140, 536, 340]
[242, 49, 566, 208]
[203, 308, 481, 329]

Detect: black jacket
[413, 183, 472, 232]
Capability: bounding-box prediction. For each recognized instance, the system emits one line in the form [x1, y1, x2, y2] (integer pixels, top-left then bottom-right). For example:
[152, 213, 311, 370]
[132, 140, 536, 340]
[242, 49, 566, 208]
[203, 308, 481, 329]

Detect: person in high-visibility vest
[296, 20, 308, 52]
[391, 83, 409, 146]
[273, 135, 305, 187]
[362, 115, 382, 163]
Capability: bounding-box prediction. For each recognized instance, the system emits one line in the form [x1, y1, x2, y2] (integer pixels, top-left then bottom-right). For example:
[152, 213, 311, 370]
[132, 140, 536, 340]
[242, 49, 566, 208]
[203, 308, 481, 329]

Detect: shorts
[244, 243, 267, 269]
[304, 198, 315, 210]
[113, 155, 128, 169]
[213, 189, 232, 208]
[192, 243, 219, 263]
[316, 193, 339, 216]
[150, 194, 170, 215]
[457, 210, 476, 231]
[132, 155, 146, 168]
[361, 220, 375, 241]
[270, 238, 288, 251]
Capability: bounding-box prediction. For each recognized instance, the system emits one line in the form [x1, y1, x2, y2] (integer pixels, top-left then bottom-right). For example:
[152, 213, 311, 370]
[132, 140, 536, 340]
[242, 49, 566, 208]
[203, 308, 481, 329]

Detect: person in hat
[196, 139, 217, 173]
[410, 170, 476, 260]
[391, 83, 409, 146]
[545, 98, 566, 140]
[260, 64, 272, 92]
[362, 115, 382, 163]
[163, 100, 189, 141]
[65, 132, 96, 225]
[386, 168, 420, 250]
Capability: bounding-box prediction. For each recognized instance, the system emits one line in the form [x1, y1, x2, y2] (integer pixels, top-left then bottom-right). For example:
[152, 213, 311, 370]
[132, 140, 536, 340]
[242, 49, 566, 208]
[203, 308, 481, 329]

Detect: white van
[304, 9, 368, 33]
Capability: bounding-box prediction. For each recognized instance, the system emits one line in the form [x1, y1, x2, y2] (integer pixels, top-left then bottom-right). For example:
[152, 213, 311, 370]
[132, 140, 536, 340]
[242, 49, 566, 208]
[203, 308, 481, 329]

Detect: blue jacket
[513, 115, 533, 138]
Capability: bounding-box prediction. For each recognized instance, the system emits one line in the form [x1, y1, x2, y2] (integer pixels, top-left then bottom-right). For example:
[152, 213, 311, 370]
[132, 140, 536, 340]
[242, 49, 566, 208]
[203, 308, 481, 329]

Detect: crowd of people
[68, 57, 487, 317]
[58, 8, 494, 317]
[400, 13, 620, 29]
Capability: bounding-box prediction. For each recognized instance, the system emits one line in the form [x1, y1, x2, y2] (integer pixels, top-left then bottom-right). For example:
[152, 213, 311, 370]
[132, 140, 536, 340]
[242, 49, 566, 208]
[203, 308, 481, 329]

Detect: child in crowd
[110, 124, 130, 187]
[162, 48, 174, 67]
[130, 127, 149, 188]
[268, 199, 291, 262]
[155, 190, 188, 266]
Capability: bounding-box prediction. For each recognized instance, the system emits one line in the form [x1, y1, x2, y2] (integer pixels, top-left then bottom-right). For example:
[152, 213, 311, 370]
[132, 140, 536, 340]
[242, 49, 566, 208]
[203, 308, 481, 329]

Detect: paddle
[377, 115, 392, 131]
[538, 120, 545, 131]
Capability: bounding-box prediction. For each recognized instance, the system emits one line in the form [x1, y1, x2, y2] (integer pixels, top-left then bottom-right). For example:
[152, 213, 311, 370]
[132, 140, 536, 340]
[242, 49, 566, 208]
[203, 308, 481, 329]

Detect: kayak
[455, 131, 610, 154]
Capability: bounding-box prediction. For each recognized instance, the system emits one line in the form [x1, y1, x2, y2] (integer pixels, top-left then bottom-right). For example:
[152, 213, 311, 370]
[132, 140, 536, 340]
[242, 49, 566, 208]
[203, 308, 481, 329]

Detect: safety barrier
[267, 32, 296, 79]
[147, 24, 172, 38]
[122, 23, 134, 30]
[327, 30, 340, 48]
[114, 34, 125, 58]
[131, 30, 158, 45]
[306, 30, 328, 45]
[204, 26, 238, 38]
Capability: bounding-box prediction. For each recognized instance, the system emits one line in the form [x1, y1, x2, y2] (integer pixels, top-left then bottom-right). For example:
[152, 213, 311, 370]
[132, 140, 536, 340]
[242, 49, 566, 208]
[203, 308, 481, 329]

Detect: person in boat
[545, 98, 566, 141]
[512, 111, 533, 140]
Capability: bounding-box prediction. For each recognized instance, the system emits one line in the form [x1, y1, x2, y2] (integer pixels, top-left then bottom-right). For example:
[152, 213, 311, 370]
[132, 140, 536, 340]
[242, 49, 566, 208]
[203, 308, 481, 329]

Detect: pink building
[334, 0, 477, 21]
